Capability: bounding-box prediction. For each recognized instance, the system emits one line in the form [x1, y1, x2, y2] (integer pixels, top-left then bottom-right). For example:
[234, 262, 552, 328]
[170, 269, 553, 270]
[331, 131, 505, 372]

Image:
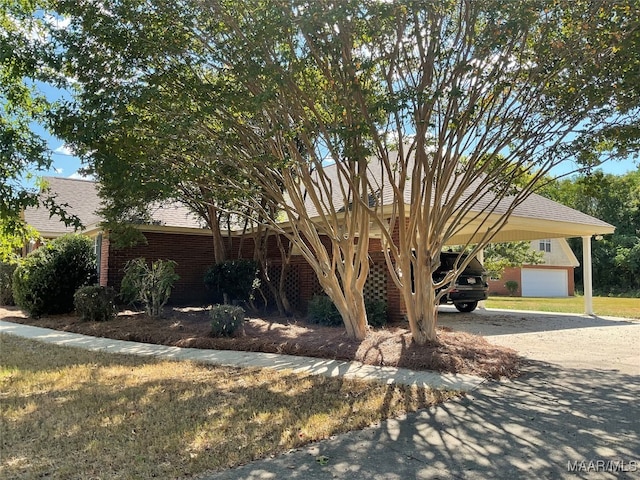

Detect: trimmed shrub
[505, 280, 519, 296]
[120, 258, 179, 317]
[210, 304, 245, 337]
[0, 262, 17, 305]
[365, 299, 388, 327]
[307, 295, 343, 327]
[74, 285, 117, 322]
[12, 235, 97, 317]
[308, 295, 388, 328]
[204, 259, 260, 304]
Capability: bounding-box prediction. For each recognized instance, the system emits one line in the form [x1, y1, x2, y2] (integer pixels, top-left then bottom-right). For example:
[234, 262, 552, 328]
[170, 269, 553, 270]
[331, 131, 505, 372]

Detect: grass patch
[0, 335, 457, 479]
[486, 296, 640, 319]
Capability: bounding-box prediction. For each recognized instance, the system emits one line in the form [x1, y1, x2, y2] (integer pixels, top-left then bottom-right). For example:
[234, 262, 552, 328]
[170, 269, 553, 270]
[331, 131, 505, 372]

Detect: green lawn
[486, 296, 640, 319]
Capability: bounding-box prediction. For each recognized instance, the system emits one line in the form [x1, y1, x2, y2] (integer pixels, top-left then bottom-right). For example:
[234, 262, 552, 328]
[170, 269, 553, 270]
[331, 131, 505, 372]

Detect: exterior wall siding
[100, 226, 456, 322]
[488, 267, 522, 296]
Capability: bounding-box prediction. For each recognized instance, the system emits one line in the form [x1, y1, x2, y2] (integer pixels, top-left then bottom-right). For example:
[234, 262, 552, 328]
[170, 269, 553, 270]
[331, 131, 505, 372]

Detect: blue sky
[42, 131, 638, 181]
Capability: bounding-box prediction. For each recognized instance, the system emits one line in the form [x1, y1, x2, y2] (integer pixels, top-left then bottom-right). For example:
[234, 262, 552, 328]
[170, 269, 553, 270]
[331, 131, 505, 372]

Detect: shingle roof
[298, 155, 614, 238]
[23, 177, 204, 235]
[23, 177, 103, 235]
[28, 161, 615, 242]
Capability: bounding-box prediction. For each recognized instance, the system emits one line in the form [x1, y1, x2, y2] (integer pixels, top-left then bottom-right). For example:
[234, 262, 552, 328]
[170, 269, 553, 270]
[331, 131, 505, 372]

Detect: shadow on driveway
[208, 361, 640, 479]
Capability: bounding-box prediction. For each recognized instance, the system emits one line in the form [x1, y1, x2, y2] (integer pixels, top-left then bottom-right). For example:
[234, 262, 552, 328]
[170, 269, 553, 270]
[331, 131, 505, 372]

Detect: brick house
[24, 175, 614, 318]
[488, 238, 579, 297]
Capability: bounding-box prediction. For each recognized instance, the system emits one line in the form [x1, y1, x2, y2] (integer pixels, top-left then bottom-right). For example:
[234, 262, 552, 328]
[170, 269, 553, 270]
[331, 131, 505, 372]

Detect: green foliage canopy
[540, 168, 640, 294]
[1, 1, 82, 231]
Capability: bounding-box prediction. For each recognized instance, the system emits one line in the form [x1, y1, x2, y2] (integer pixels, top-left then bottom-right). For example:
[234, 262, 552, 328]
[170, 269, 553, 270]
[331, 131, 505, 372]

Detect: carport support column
[477, 248, 486, 310]
[582, 236, 593, 315]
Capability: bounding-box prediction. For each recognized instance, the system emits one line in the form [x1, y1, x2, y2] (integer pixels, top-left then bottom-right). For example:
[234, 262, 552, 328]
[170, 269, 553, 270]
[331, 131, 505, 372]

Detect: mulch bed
[0, 306, 520, 379]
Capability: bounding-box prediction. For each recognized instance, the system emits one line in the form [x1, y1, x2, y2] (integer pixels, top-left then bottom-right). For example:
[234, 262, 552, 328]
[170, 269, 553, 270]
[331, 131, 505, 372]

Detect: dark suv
[435, 252, 488, 312]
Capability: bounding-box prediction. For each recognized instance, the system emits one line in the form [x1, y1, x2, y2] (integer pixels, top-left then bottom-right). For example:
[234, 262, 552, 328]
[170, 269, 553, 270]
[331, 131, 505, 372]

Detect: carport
[303, 160, 617, 316]
[443, 192, 615, 314]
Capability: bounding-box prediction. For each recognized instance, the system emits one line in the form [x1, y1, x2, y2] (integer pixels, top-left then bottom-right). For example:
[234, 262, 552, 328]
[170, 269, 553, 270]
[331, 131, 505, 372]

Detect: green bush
[120, 258, 179, 317]
[210, 304, 245, 337]
[74, 285, 117, 322]
[307, 295, 344, 327]
[204, 259, 260, 303]
[0, 262, 17, 305]
[12, 235, 97, 317]
[365, 299, 388, 327]
[505, 280, 519, 296]
[307, 295, 388, 328]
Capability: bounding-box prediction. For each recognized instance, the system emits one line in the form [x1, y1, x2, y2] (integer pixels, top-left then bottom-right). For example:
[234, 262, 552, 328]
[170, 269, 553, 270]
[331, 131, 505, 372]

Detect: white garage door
[521, 269, 568, 297]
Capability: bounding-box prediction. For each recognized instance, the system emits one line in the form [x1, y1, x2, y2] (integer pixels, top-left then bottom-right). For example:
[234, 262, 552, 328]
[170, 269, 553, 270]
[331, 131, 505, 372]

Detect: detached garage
[488, 239, 579, 297]
[521, 268, 569, 297]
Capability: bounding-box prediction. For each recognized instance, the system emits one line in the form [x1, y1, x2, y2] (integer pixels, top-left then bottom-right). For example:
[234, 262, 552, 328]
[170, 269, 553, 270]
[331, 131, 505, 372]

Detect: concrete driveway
[438, 307, 639, 375]
[208, 309, 640, 479]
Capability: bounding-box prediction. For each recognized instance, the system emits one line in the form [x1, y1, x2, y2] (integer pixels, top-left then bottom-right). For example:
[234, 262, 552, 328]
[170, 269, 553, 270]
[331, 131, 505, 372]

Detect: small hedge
[12, 235, 97, 317]
[307, 295, 388, 328]
[204, 259, 260, 303]
[0, 262, 17, 305]
[505, 280, 519, 296]
[74, 286, 117, 322]
[307, 295, 343, 327]
[365, 299, 388, 327]
[210, 304, 245, 337]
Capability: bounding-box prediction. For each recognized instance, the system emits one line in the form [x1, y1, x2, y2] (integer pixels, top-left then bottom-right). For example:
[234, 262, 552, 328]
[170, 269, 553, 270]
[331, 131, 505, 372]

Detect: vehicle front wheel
[454, 301, 478, 313]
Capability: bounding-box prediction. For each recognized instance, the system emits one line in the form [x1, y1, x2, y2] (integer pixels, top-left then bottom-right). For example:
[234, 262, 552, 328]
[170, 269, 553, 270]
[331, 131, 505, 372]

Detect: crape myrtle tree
[50, 4, 297, 313]
[186, 0, 640, 343]
[50, 0, 640, 342]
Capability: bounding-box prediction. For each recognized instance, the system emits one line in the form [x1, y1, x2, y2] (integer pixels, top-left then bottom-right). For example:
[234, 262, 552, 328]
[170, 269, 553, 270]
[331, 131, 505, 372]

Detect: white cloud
[54, 144, 75, 156]
[69, 171, 94, 180]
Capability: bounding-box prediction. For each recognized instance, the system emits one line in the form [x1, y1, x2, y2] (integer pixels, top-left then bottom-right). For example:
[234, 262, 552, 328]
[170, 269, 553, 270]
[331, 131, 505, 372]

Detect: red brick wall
[488, 267, 522, 296]
[100, 227, 433, 321]
[105, 231, 217, 304]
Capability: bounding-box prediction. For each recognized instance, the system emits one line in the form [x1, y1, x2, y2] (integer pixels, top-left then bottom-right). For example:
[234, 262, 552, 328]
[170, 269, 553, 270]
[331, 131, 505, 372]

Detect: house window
[539, 239, 551, 253]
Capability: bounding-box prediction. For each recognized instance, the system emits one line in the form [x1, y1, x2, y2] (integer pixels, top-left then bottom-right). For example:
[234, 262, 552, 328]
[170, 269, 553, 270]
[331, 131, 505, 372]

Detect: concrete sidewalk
[0, 320, 484, 392]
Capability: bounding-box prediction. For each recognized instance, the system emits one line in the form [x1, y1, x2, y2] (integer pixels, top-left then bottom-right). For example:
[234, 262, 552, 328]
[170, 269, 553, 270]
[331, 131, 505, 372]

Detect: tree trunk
[404, 284, 438, 345]
[207, 204, 227, 264]
[341, 288, 369, 340]
[400, 250, 439, 345]
[319, 276, 369, 340]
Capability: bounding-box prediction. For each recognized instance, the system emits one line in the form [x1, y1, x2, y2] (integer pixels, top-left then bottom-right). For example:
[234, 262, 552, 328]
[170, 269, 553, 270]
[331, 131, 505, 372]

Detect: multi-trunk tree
[49, 0, 639, 342]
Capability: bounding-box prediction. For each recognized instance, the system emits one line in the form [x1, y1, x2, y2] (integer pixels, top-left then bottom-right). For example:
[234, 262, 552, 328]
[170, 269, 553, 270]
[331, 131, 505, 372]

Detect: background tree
[1, 1, 81, 232]
[540, 169, 640, 294]
[483, 242, 544, 280]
